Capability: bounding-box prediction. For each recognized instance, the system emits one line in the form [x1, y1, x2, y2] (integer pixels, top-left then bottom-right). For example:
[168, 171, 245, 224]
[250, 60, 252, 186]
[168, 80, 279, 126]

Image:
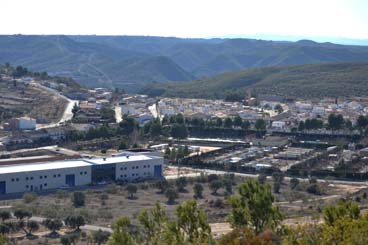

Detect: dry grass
[0, 80, 67, 123]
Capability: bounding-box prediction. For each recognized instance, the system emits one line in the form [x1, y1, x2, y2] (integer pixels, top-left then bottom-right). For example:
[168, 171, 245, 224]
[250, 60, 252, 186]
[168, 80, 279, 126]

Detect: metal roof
[85, 155, 154, 165]
[0, 154, 160, 175]
[0, 160, 90, 174]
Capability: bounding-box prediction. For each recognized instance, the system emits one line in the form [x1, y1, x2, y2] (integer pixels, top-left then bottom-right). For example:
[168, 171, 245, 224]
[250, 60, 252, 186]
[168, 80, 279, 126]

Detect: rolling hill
[2, 35, 368, 91]
[0, 35, 194, 90]
[71, 36, 368, 77]
[141, 62, 368, 99]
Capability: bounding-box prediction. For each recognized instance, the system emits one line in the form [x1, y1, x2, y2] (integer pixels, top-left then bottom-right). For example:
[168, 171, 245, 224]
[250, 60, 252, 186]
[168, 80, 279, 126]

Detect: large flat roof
[0, 154, 161, 175]
[85, 154, 154, 165]
[0, 160, 90, 174]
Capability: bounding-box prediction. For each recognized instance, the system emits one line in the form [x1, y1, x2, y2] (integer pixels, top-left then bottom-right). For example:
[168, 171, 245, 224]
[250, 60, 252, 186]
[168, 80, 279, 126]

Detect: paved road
[0, 205, 12, 209]
[148, 103, 159, 119]
[81, 224, 112, 233]
[30, 82, 78, 129]
[30, 216, 46, 223]
[0, 145, 57, 155]
[31, 216, 113, 233]
[60, 98, 79, 124]
[115, 105, 122, 123]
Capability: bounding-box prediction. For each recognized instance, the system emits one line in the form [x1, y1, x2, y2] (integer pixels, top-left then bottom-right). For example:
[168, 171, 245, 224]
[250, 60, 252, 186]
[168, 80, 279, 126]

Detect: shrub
[165, 187, 178, 205]
[307, 184, 322, 195]
[156, 180, 169, 194]
[224, 179, 233, 194]
[65, 215, 85, 231]
[126, 184, 138, 199]
[290, 178, 300, 190]
[213, 198, 225, 208]
[0, 211, 11, 222]
[72, 192, 86, 207]
[208, 174, 219, 182]
[60, 233, 80, 245]
[210, 180, 223, 195]
[56, 189, 68, 199]
[106, 184, 118, 194]
[176, 177, 188, 192]
[23, 192, 37, 204]
[92, 229, 110, 245]
[309, 177, 318, 184]
[193, 183, 204, 199]
[43, 218, 63, 235]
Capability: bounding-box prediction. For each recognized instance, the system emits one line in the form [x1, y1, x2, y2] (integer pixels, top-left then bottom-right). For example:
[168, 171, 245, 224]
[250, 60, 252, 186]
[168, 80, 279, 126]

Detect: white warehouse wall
[0, 166, 91, 194]
[115, 157, 163, 181]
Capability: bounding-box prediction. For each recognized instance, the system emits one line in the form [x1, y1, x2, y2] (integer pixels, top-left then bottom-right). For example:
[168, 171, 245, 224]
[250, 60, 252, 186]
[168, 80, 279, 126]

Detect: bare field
[0, 80, 67, 123]
[1, 174, 367, 244]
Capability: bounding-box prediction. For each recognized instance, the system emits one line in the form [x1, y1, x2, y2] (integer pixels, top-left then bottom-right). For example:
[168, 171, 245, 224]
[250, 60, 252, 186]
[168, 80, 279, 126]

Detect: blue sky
[2, 0, 368, 41]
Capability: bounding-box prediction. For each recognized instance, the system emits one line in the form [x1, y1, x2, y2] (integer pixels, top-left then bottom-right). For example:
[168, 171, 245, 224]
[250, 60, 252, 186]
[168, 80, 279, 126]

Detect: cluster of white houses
[0, 152, 163, 194]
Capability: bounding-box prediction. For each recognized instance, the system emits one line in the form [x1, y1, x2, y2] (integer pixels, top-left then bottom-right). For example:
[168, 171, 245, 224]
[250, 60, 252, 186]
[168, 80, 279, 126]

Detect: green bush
[23, 192, 38, 204]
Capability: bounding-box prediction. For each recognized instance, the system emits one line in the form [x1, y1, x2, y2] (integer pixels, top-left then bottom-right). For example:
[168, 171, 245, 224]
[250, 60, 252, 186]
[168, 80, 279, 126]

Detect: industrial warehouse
[0, 152, 163, 194]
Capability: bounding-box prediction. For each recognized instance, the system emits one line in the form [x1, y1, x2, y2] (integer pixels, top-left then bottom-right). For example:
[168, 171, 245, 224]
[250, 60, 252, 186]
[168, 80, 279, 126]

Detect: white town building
[271, 121, 286, 129]
[312, 107, 325, 117]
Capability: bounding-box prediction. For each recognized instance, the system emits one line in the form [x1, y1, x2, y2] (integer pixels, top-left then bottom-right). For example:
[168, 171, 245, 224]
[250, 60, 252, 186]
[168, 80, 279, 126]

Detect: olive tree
[228, 179, 283, 233]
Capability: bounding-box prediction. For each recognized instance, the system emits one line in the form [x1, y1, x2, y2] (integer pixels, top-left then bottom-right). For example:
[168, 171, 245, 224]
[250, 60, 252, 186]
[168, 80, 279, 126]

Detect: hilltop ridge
[1, 35, 368, 90]
[141, 62, 368, 99]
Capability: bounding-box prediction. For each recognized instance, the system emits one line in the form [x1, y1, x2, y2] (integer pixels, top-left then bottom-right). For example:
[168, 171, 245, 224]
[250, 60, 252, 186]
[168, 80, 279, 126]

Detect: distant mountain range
[218, 34, 368, 46]
[1, 35, 368, 91]
[142, 62, 368, 99]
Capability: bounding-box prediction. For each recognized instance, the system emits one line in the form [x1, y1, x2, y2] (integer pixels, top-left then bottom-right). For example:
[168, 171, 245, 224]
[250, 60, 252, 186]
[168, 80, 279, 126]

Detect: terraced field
[0, 79, 68, 123]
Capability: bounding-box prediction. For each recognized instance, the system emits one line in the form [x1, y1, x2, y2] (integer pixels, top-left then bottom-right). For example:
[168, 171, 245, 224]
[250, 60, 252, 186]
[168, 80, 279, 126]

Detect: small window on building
[132, 166, 135, 169]
[124, 174, 127, 177]
[143, 165, 146, 168]
[44, 176, 47, 179]
[53, 174, 56, 178]
[16, 178, 19, 181]
[124, 167, 127, 170]
[40, 176, 43, 179]
[30, 177, 33, 180]
[26, 177, 29, 181]
[120, 167, 123, 170]
[26, 185, 29, 188]
[58, 174, 61, 177]
[84, 171, 87, 175]
[136, 166, 139, 169]
[44, 183, 47, 186]
[80, 172, 83, 175]
[11, 178, 14, 182]
[148, 165, 150, 168]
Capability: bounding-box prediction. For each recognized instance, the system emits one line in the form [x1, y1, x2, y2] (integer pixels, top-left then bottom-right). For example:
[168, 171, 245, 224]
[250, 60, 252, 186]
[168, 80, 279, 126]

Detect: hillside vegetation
[0, 80, 67, 123]
[2, 35, 368, 90]
[141, 62, 368, 99]
[0, 64, 83, 123]
[0, 35, 194, 90]
[72, 36, 368, 77]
